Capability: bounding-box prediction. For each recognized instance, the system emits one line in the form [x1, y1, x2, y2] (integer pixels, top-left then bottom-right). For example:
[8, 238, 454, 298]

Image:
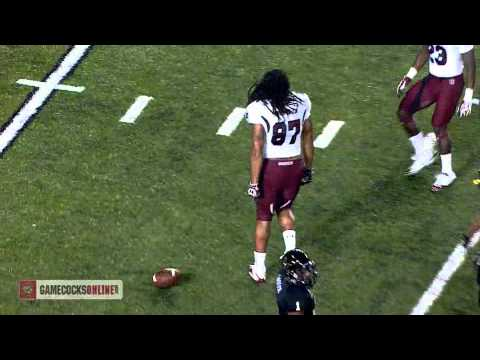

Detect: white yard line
[410, 231, 480, 315]
[473, 98, 479, 106]
[216, 107, 246, 136]
[0, 45, 92, 155]
[217, 109, 346, 150]
[313, 120, 345, 149]
[119, 96, 154, 124]
[16, 79, 85, 93]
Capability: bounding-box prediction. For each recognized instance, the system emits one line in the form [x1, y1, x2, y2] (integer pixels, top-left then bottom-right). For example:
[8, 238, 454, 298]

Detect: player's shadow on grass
[454, 148, 479, 179]
[304, 145, 480, 258]
[302, 163, 438, 253]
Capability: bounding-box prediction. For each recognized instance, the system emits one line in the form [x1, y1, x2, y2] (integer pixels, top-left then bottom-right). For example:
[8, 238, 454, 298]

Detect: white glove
[459, 88, 474, 117]
[247, 183, 260, 199]
[396, 67, 417, 97]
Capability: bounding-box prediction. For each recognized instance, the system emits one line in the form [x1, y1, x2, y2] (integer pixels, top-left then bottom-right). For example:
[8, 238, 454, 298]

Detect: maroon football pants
[398, 74, 464, 128]
[256, 159, 304, 221]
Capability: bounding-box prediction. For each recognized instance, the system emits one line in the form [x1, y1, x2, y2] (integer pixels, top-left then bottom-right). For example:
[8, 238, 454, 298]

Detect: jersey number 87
[271, 119, 301, 146]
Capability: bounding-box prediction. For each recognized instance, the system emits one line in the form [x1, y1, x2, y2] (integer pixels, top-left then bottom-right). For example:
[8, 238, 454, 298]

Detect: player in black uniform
[463, 221, 480, 306]
[474, 252, 480, 306]
[276, 248, 318, 315]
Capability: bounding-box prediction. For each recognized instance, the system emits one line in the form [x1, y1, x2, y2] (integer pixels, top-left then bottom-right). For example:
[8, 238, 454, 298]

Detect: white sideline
[216, 107, 246, 136]
[0, 45, 91, 155]
[473, 98, 479, 106]
[119, 96, 154, 124]
[410, 231, 480, 315]
[314, 120, 345, 149]
[16, 79, 85, 93]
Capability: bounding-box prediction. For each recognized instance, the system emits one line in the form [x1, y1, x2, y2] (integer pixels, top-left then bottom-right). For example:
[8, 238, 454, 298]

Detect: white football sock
[440, 153, 453, 175]
[409, 132, 424, 155]
[283, 230, 296, 253]
[254, 251, 266, 270]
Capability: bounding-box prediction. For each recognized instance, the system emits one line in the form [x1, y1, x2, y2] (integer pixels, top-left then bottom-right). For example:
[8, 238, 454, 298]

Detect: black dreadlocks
[247, 69, 304, 118]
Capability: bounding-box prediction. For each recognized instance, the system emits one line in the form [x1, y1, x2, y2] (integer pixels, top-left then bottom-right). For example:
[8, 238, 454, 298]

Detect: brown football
[152, 268, 181, 289]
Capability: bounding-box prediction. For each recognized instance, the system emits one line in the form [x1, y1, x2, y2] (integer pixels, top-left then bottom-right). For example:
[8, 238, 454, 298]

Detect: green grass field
[0, 45, 479, 314]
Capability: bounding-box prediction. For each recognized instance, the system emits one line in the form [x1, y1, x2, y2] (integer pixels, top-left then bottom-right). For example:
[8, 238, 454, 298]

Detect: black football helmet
[280, 248, 318, 288]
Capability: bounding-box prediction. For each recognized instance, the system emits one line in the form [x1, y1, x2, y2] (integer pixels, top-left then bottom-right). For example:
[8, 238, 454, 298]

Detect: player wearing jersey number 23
[396, 45, 476, 192]
[245, 69, 314, 283]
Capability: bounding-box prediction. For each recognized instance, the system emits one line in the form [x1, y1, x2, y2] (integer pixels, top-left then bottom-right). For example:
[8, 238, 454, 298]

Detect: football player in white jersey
[396, 45, 476, 191]
[245, 69, 314, 283]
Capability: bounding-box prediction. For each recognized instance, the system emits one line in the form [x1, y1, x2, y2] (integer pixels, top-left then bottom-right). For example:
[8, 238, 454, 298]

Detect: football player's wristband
[464, 88, 474, 102]
[406, 67, 418, 80]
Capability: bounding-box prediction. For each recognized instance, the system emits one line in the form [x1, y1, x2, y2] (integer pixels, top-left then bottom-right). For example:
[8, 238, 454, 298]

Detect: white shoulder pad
[458, 45, 474, 54]
[246, 101, 265, 125]
[294, 92, 312, 121]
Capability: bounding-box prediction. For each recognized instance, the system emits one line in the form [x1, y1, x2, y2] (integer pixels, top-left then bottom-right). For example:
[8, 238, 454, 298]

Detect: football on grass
[152, 268, 181, 289]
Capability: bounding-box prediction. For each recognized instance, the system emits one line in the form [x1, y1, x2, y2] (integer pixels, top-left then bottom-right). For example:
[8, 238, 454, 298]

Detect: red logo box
[18, 280, 37, 301]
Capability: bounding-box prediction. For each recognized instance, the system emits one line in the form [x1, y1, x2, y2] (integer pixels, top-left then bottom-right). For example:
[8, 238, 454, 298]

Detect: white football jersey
[428, 45, 474, 78]
[246, 92, 311, 159]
